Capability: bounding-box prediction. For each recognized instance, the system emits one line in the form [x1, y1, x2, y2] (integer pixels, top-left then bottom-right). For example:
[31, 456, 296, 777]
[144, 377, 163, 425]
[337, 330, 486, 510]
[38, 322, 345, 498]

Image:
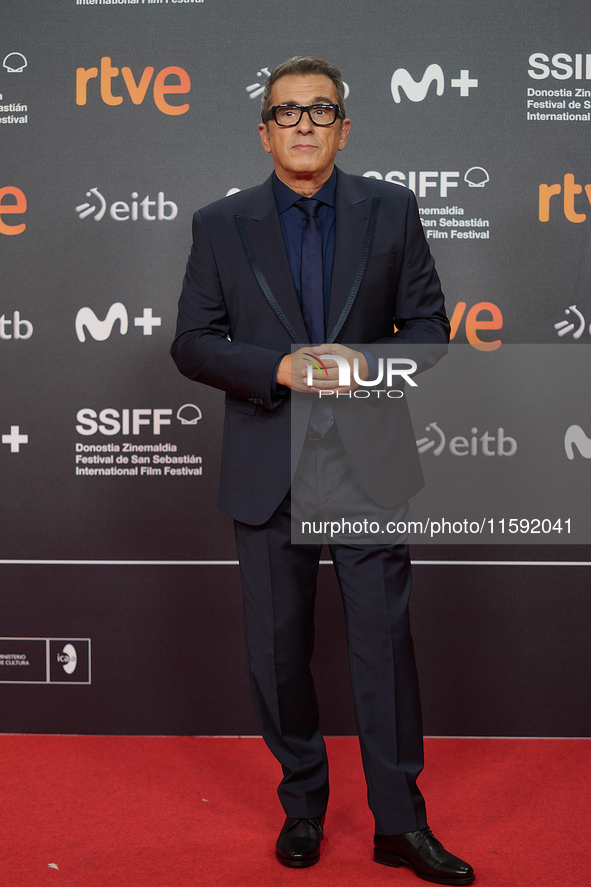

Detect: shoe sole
[374, 849, 475, 885]
[276, 851, 320, 868]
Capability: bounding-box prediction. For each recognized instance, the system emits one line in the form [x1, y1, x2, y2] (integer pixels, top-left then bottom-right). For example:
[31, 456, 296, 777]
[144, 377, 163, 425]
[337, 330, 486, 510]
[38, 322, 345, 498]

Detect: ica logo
[76, 57, 190, 115]
[0, 186, 26, 235]
[57, 644, 77, 675]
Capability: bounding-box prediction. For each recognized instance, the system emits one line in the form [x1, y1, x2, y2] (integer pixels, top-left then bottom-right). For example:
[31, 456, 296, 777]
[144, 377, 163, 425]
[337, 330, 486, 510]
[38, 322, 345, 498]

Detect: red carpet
[1, 735, 589, 886]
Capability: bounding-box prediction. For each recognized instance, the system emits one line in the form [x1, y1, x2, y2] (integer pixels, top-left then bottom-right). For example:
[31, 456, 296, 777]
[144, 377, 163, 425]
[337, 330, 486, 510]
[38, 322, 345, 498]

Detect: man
[171, 57, 474, 885]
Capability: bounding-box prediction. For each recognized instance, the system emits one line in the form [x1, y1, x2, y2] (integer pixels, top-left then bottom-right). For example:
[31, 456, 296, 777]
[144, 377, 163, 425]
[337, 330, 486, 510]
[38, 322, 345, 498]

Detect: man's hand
[276, 344, 369, 393]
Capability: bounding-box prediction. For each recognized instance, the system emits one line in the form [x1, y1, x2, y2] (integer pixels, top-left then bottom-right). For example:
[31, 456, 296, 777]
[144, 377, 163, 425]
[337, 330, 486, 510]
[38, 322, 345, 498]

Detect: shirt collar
[272, 167, 337, 214]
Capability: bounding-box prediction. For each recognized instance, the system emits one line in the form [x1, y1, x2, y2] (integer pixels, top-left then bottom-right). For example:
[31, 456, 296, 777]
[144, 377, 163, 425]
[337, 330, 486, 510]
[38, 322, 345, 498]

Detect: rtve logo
[449, 301, 503, 351]
[539, 174, 591, 222]
[75, 303, 162, 342]
[391, 64, 478, 103]
[76, 57, 190, 115]
[0, 186, 26, 235]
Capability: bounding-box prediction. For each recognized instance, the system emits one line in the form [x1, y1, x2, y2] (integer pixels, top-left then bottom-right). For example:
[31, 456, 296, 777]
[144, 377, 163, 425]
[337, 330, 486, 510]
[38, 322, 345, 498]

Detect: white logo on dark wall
[246, 68, 271, 99]
[0, 639, 90, 684]
[554, 304, 591, 340]
[564, 425, 591, 460]
[528, 53, 591, 81]
[76, 406, 202, 436]
[246, 68, 350, 100]
[1, 53, 29, 125]
[364, 167, 491, 243]
[49, 639, 90, 684]
[363, 167, 489, 197]
[526, 54, 591, 122]
[1, 426, 28, 453]
[391, 64, 478, 103]
[76, 187, 106, 220]
[75, 303, 161, 342]
[3, 53, 27, 73]
[75, 188, 177, 222]
[0, 311, 33, 339]
[75, 411, 203, 478]
[177, 404, 202, 425]
[57, 644, 77, 675]
[417, 423, 517, 456]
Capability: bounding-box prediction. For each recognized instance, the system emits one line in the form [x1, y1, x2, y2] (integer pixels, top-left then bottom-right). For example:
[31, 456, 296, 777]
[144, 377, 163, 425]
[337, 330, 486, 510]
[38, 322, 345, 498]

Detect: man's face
[258, 73, 350, 190]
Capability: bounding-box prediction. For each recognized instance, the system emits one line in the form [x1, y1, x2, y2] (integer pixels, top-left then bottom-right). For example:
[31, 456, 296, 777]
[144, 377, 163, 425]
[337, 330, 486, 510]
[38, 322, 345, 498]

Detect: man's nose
[297, 110, 315, 132]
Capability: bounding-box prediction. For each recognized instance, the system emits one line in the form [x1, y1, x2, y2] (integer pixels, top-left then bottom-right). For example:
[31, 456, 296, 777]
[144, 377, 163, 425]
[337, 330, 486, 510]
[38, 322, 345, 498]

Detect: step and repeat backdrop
[1, 0, 590, 736]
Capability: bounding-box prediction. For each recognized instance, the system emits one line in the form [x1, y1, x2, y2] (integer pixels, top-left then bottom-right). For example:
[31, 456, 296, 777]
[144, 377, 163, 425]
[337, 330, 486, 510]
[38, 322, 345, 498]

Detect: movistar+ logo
[391, 64, 478, 103]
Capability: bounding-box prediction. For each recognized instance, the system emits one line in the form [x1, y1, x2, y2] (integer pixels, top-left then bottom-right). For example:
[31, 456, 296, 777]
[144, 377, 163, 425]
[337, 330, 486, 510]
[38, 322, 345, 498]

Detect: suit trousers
[233, 437, 428, 836]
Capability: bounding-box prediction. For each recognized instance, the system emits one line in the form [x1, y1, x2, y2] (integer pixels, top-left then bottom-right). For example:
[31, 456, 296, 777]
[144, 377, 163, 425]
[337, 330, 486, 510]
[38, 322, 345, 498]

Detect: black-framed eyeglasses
[264, 103, 343, 127]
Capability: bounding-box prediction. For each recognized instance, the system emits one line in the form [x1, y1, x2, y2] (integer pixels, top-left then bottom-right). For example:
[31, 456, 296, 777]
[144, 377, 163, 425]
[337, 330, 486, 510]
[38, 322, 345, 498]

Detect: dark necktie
[296, 197, 333, 437]
[297, 198, 325, 343]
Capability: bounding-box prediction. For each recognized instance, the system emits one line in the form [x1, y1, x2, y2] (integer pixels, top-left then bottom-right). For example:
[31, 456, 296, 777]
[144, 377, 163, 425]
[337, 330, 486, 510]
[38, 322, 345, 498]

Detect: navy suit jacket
[171, 168, 449, 524]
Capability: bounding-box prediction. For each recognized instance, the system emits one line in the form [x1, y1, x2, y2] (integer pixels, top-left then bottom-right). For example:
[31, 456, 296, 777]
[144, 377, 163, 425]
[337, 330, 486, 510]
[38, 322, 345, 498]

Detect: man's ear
[258, 122, 272, 154]
[338, 118, 351, 152]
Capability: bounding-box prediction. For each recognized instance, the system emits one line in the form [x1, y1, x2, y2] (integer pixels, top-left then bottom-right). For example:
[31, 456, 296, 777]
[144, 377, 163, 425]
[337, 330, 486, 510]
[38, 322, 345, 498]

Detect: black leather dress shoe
[374, 827, 474, 884]
[276, 816, 325, 867]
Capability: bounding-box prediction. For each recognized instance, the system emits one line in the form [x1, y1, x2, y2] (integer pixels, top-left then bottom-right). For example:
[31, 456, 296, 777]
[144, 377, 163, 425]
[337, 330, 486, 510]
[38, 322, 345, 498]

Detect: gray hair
[260, 56, 346, 123]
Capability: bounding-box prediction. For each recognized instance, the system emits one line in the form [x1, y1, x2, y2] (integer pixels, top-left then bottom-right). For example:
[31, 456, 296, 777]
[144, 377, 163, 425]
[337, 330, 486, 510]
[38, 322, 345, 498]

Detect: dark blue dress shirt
[271, 168, 377, 394]
[272, 169, 336, 332]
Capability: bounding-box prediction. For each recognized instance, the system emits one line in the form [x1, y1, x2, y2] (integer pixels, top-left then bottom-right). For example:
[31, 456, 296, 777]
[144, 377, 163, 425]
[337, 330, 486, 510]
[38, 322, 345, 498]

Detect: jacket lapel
[237, 170, 376, 346]
[239, 175, 308, 344]
[326, 170, 374, 342]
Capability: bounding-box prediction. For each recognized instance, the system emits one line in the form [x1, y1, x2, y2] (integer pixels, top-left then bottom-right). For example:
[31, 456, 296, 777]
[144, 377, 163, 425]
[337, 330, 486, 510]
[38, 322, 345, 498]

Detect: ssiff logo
[76, 405, 202, 436]
[391, 64, 478, 103]
[76, 57, 190, 115]
[364, 167, 489, 197]
[529, 53, 591, 81]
